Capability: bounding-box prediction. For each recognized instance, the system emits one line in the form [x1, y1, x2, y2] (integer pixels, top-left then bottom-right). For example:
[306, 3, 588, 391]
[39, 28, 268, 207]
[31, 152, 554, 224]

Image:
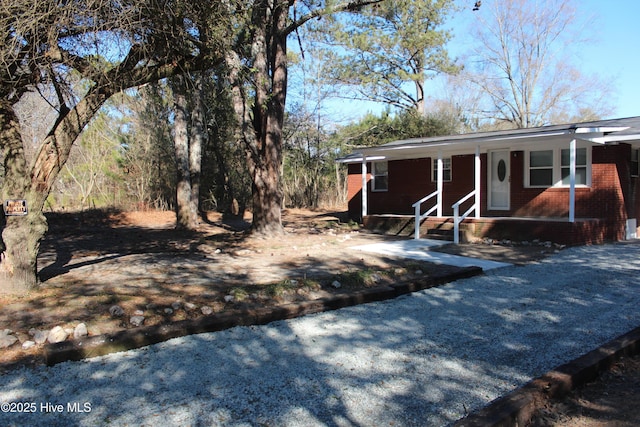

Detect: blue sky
[579, 0, 640, 118]
[448, 0, 640, 119]
[318, 0, 639, 124]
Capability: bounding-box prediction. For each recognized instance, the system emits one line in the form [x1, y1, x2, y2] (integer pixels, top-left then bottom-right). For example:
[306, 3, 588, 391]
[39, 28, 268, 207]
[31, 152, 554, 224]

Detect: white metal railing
[412, 190, 439, 239]
[452, 190, 478, 244]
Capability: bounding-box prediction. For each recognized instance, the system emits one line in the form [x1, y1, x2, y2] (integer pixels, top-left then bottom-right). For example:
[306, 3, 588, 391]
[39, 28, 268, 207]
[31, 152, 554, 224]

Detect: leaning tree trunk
[1, 90, 110, 293]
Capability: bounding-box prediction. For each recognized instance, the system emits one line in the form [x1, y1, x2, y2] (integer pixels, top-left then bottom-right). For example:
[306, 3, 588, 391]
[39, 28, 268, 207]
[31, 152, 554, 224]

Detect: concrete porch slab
[351, 239, 512, 270]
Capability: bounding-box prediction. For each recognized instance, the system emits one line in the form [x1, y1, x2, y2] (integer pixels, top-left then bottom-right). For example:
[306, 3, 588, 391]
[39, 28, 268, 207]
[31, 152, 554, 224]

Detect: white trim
[524, 145, 591, 188]
[574, 126, 630, 134]
[569, 139, 576, 222]
[437, 150, 443, 216]
[361, 159, 367, 219]
[432, 157, 452, 182]
[475, 145, 481, 219]
[371, 161, 389, 192]
[584, 134, 640, 144]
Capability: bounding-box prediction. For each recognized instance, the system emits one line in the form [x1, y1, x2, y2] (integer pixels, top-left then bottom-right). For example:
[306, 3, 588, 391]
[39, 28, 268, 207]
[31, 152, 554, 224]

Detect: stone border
[454, 325, 640, 427]
[44, 266, 482, 366]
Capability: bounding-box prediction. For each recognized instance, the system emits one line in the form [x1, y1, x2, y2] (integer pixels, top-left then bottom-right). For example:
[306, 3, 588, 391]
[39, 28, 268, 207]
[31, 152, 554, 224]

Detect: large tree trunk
[172, 75, 198, 230]
[228, 0, 379, 234]
[0, 101, 48, 292]
[250, 154, 284, 235]
[242, 0, 289, 236]
[1, 211, 48, 293]
[189, 72, 205, 220]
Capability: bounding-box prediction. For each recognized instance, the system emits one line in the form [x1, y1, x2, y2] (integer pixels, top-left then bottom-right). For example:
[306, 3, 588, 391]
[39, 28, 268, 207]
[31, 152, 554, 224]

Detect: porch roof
[338, 116, 640, 163]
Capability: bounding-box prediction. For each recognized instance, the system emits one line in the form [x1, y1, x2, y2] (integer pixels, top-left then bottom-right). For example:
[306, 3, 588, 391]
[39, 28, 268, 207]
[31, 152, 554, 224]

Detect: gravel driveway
[2, 242, 640, 426]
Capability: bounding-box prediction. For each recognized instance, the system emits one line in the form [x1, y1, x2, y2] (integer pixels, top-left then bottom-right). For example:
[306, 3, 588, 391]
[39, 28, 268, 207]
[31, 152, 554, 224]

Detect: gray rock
[331, 280, 342, 289]
[47, 326, 69, 344]
[184, 302, 197, 310]
[201, 306, 213, 315]
[224, 295, 235, 303]
[109, 305, 125, 317]
[171, 302, 182, 310]
[0, 330, 18, 349]
[22, 341, 36, 350]
[164, 308, 173, 314]
[130, 316, 145, 327]
[30, 329, 48, 345]
[73, 323, 88, 339]
[134, 309, 144, 316]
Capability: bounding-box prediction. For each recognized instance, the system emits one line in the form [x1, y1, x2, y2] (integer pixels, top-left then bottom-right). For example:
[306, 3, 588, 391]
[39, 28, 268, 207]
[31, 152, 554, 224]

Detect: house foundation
[363, 215, 624, 246]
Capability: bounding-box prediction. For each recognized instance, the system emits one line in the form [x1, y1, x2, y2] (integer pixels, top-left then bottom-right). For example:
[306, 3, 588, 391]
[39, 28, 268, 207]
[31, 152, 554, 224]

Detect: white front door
[489, 150, 510, 210]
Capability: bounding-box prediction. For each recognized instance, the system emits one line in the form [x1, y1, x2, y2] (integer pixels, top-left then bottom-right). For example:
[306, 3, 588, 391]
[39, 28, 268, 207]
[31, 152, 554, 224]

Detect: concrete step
[362, 215, 474, 241]
[425, 228, 454, 241]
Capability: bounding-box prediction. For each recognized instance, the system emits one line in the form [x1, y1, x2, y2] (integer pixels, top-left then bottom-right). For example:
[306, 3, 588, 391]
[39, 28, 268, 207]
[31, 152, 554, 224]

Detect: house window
[528, 150, 553, 187]
[526, 147, 590, 188]
[372, 161, 388, 191]
[632, 149, 639, 177]
[432, 157, 452, 182]
[561, 148, 587, 185]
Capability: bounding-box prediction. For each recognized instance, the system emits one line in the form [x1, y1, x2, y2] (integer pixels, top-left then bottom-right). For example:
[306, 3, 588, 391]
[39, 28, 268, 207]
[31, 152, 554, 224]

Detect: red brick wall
[443, 154, 477, 216]
[508, 146, 629, 224]
[347, 163, 367, 220]
[369, 158, 432, 214]
[346, 144, 637, 235]
[347, 159, 434, 220]
[347, 155, 481, 218]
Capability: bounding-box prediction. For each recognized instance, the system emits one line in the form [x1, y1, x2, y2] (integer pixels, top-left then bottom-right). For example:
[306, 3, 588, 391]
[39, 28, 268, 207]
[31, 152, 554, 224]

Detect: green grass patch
[298, 277, 322, 291]
[265, 279, 298, 298]
[229, 287, 249, 302]
[332, 269, 387, 288]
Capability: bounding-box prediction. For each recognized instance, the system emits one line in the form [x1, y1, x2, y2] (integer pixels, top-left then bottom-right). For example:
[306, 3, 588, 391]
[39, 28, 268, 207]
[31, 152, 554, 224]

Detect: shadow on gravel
[2, 243, 640, 425]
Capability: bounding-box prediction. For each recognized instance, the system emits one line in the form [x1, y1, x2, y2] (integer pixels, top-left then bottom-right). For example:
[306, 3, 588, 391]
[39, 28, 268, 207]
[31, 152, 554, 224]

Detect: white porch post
[569, 139, 576, 223]
[437, 150, 443, 217]
[361, 158, 368, 220]
[475, 145, 481, 219]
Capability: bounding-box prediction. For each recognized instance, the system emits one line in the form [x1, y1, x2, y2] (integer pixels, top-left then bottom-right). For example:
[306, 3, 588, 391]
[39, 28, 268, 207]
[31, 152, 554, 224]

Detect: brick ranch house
[338, 116, 640, 245]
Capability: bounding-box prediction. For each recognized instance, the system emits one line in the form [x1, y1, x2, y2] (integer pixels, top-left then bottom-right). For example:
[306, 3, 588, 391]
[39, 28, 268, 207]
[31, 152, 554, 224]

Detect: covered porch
[338, 119, 640, 245]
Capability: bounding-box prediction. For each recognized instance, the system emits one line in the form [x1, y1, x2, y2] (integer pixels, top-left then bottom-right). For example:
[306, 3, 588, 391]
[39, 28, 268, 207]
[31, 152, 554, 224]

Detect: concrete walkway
[351, 239, 512, 270]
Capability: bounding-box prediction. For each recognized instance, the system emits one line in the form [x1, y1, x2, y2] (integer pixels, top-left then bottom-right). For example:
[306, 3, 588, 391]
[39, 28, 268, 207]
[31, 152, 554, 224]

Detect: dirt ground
[527, 354, 640, 427]
[0, 208, 637, 426]
[0, 208, 475, 368]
